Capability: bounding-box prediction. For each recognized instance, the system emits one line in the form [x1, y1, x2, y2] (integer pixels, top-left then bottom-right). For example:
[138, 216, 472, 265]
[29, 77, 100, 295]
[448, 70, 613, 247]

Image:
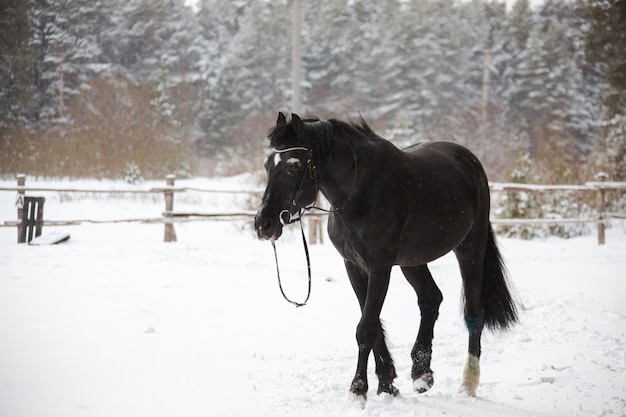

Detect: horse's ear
[291, 113, 306, 142]
[277, 112, 286, 126]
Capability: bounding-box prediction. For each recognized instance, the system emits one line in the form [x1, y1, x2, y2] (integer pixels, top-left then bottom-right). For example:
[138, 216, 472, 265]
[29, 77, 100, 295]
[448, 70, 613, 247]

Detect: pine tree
[27, 0, 116, 126]
[584, 0, 626, 182]
[28, 0, 62, 124]
[584, 0, 626, 118]
[350, 0, 395, 114]
[194, 0, 250, 157]
[506, 0, 599, 177]
[0, 0, 33, 129]
[151, 59, 178, 131]
[301, 0, 358, 113]
[195, 0, 290, 157]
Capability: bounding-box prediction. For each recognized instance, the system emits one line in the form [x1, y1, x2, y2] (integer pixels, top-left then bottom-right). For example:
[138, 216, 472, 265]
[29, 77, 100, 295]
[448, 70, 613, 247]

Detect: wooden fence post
[596, 172, 608, 245]
[16, 174, 25, 243]
[308, 217, 322, 244]
[308, 195, 323, 244]
[164, 174, 177, 242]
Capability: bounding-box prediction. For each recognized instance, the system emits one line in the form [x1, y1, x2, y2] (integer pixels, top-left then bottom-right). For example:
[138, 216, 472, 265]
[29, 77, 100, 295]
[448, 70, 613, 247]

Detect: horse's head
[255, 112, 330, 240]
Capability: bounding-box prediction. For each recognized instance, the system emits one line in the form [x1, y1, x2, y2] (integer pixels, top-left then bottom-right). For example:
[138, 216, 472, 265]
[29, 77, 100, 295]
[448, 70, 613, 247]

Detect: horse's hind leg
[344, 260, 398, 399]
[401, 265, 443, 393]
[455, 235, 487, 397]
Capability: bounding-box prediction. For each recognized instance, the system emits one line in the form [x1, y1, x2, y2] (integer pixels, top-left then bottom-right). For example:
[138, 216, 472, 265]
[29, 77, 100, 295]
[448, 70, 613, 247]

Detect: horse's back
[402, 141, 488, 191]
[404, 141, 484, 170]
[392, 141, 491, 264]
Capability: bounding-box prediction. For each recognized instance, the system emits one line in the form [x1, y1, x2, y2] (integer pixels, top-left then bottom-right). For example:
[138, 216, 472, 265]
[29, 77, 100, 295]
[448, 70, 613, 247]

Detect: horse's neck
[318, 137, 360, 210]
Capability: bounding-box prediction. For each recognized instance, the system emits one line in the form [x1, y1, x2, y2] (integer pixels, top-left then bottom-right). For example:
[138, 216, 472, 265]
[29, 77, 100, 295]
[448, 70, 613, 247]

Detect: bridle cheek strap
[272, 146, 318, 224]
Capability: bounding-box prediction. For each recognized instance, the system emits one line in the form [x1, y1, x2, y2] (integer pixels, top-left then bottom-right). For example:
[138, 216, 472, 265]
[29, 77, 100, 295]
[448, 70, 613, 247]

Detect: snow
[1, 177, 625, 417]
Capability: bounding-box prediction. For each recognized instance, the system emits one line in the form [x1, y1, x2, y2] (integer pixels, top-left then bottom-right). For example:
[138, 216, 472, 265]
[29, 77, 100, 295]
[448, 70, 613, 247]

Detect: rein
[270, 146, 315, 307]
[271, 208, 311, 307]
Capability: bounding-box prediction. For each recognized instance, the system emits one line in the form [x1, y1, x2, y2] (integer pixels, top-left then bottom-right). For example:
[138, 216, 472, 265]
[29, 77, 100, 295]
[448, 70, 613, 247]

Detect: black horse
[255, 112, 517, 401]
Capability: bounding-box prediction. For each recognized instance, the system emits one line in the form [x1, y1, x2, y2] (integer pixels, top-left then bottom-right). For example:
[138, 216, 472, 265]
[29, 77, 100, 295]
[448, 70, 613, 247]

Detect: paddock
[0, 177, 624, 417]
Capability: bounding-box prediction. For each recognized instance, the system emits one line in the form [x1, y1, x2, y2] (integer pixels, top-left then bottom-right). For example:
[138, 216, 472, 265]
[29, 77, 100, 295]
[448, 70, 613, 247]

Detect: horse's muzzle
[255, 209, 283, 241]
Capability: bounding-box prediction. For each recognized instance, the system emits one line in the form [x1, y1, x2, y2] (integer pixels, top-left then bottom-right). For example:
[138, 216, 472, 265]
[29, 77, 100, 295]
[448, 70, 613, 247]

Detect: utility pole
[291, 0, 302, 115]
[481, 41, 492, 127]
[481, 28, 494, 128]
[291, 0, 320, 242]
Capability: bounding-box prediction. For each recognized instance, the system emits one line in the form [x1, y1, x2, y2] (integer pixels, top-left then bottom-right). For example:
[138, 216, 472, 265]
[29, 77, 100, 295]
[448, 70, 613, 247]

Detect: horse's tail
[482, 224, 518, 331]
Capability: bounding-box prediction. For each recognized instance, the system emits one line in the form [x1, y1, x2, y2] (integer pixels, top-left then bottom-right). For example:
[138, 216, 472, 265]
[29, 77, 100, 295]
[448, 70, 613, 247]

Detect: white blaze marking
[274, 153, 282, 167]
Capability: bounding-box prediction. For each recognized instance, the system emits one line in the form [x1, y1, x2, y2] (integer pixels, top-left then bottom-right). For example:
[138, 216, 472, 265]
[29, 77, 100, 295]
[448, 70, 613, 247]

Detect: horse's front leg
[401, 265, 443, 393]
[347, 262, 394, 400]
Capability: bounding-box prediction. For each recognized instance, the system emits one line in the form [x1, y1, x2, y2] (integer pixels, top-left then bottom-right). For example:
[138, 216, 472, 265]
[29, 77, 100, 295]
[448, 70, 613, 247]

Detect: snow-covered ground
[1, 177, 625, 417]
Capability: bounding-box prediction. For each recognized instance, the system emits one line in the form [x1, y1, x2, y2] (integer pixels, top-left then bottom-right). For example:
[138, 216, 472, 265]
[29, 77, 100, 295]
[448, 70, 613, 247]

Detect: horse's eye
[285, 158, 302, 176]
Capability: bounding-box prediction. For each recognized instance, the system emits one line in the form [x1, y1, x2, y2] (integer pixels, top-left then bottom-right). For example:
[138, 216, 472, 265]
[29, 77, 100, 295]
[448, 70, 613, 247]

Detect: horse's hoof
[349, 379, 368, 401]
[459, 354, 480, 396]
[458, 383, 477, 397]
[347, 391, 367, 408]
[377, 382, 400, 397]
[413, 372, 434, 393]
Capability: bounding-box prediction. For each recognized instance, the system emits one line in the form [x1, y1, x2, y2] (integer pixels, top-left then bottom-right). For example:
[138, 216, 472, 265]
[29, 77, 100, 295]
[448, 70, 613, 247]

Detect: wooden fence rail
[2, 173, 625, 245]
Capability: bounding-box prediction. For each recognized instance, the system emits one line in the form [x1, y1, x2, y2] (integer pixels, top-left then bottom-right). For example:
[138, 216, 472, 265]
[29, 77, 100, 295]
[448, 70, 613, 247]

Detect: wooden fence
[489, 173, 626, 244]
[2, 173, 625, 245]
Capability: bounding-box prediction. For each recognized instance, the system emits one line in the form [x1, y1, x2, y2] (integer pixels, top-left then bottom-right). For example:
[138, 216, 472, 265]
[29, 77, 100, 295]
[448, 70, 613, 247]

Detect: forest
[0, 0, 625, 185]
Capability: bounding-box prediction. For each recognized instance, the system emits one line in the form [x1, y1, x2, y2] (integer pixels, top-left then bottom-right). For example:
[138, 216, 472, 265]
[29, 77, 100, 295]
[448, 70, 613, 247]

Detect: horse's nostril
[255, 211, 277, 239]
[261, 217, 273, 231]
[255, 215, 272, 232]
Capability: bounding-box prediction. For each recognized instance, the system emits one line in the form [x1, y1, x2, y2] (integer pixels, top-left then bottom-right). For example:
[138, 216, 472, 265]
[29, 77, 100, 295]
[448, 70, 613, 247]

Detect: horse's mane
[268, 116, 379, 147]
[329, 117, 381, 142]
[267, 115, 382, 164]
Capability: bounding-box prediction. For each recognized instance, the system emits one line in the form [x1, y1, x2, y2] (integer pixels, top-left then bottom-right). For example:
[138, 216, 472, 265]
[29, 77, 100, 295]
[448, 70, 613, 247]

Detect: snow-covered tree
[0, 0, 617, 182]
[26, 0, 117, 126]
[195, 0, 290, 157]
[151, 58, 179, 131]
[0, 0, 33, 129]
[506, 0, 601, 180]
[584, 0, 626, 182]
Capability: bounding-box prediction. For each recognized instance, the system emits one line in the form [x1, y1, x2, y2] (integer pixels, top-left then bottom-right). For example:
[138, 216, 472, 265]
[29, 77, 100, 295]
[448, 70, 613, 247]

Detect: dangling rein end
[271, 212, 312, 307]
